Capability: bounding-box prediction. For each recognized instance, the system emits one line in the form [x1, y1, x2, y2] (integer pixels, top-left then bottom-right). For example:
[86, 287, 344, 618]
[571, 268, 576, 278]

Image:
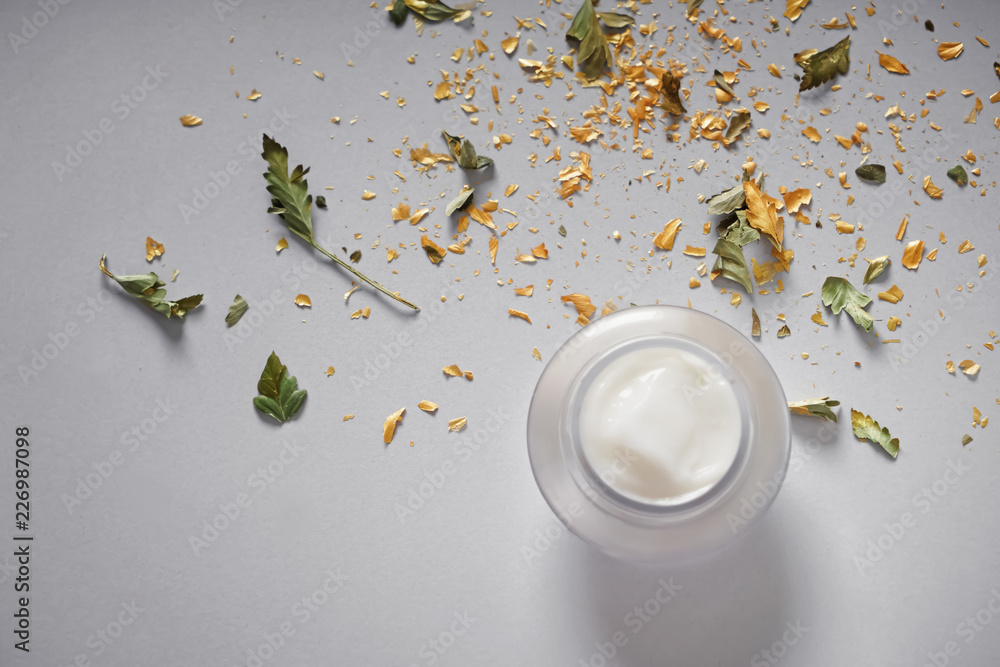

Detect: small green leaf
[855, 164, 886, 184]
[711, 238, 753, 293]
[226, 294, 249, 327]
[99, 255, 203, 319]
[315, 195, 327, 208]
[262, 134, 314, 245]
[442, 130, 493, 170]
[596, 11, 635, 29]
[713, 70, 735, 96]
[446, 187, 475, 215]
[947, 165, 968, 186]
[851, 409, 899, 458]
[863, 256, 890, 284]
[558, 225, 567, 236]
[402, 0, 470, 23]
[788, 397, 840, 422]
[389, 0, 408, 25]
[796, 35, 851, 92]
[350, 250, 362, 263]
[253, 352, 307, 423]
[822, 276, 873, 332]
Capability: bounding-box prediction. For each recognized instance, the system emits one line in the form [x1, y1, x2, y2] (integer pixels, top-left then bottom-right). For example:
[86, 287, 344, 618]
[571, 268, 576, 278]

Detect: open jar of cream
[526, 305, 790, 563]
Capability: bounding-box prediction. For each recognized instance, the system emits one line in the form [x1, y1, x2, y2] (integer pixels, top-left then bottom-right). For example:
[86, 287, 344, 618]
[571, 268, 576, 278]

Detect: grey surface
[1, 0, 999, 665]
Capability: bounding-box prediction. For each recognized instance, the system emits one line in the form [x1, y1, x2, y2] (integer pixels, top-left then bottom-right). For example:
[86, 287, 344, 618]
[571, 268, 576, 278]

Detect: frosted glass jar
[526, 305, 790, 563]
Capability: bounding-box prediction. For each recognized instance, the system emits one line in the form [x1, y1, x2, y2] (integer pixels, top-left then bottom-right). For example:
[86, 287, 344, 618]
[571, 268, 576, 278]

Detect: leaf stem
[310, 242, 419, 311]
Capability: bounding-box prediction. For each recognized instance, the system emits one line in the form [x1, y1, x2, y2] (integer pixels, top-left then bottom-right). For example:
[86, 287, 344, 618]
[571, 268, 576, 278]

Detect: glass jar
[526, 305, 791, 563]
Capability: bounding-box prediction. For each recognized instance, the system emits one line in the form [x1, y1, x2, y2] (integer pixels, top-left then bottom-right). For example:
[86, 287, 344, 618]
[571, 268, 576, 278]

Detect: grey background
[2, 0, 999, 665]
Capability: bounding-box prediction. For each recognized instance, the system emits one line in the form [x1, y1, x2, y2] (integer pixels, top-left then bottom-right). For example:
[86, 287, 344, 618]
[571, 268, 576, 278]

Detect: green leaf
[402, 0, 471, 23]
[261, 134, 419, 310]
[855, 164, 886, 184]
[722, 210, 761, 246]
[446, 187, 475, 215]
[725, 109, 751, 142]
[567, 0, 614, 81]
[863, 255, 890, 284]
[315, 195, 327, 209]
[947, 165, 968, 186]
[349, 249, 362, 263]
[253, 352, 307, 423]
[796, 35, 851, 92]
[707, 183, 747, 215]
[713, 70, 735, 96]
[851, 408, 899, 459]
[596, 11, 635, 29]
[711, 238, 753, 293]
[442, 130, 493, 170]
[262, 134, 314, 244]
[659, 71, 686, 115]
[99, 255, 203, 319]
[226, 294, 249, 327]
[788, 397, 840, 422]
[821, 276, 873, 332]
[389, 0, 408, 25]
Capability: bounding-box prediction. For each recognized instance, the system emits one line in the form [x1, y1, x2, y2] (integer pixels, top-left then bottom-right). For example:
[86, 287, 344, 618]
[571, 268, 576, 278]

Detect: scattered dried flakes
[751, 308, 761, 337]
[947, 360, 956, 373]
[448, 417, 467, 432]
[383, 407, 405, 444]
[922, 175, 943, 199]
[361, 190, 376, 201]
[957, 240, 975, 254]
[247, 89, 262, 101]
[502, 34, 519, 54]
[145, 236, 164, 261]
[902, 240, 925, 269]
[836, 221, 855, 234]
[418, 401, 438, 413]
[876, 51, 910, 75]
[313, 70, 325, 80]
[514, 285, 534, 297]
[294, 294, 311, 307]
[896, 217, 909, 240]
[803, 126, 822, 143]
[421, 235, 446, 264]
[965, 97, 984, 124]
[276, 237, 289, 252]
[489, 236, 498, 265]
[561, 293, 596, 326]
[878, 284, 904, 303]
[532, 347, 542, 361]
[179, 114, 202, 127]
[683, 246, 706, 257]
[531, 243, 548, 259]
[887, 316, 902, 331]
[508, 308, 532, 323]
[811, 311, 828, 326]
[442, 364, 472, 380]
[782, 188, 812, 213]
[777, 324, 791, 338]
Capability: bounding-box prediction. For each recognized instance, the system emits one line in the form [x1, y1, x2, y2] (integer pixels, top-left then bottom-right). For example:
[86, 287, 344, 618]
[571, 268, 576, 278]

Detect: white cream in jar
[579, 346, 741, 503]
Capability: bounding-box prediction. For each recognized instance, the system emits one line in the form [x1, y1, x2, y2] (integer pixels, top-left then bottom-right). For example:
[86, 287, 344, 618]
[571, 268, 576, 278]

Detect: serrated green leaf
[711, 238, 753, 293]
[855, 164, 886, 184]
[863, 255, 890, 284]
[788, 397, 840, 422]
[851, 408, 899, 458]
[262, 134, 314, 244]
[947, 165, 968, 186]
[446, 187, 475, 215]
[389, 0, 408, 25]
[821, 276, 873, 332]
[226, 294, 248, 327]
[253, 352, 307, 423]
[659, 71, 686, 115]
[796, 35, 851, 92]
[403, 0, 470, 23]
[99, 255, 203, 319]
[442, 130, 493, 170]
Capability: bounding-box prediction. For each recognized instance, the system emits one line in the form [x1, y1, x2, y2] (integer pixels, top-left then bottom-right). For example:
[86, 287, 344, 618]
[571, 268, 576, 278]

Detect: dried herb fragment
[795, 36, 851, 91]
[947, 165, 969, 186]
[783, 0, 810, 22]
[724, 110, 752, 143]
[713, 70, 736, 96]
[401, 0, 471, 23]
[653, 218, 682, 251]
[252, 352, 307, 423]
[751, 308, 761, 337]
[659, 71, 686, 115]
[851, 409, 899, 459]
[685, 0, 703, 18]
[863, 256, 890, 284]
[777, 325, 791, 338]
[788, 397, 840, 422]
[876, 51, 910, 74]
[962, 434, 973, 446]
[389, 0, 408, 25]
[446, 187, 475, 215]
[442, 130, 494, 170]
[421, 235, 446, 264]
[315, 195, 327, 208]
[226, 294, 248, 327]
[99, 255, 202, 319]
[711, 238, 753, 293]
[383, 407, 405, 444]
[855, 164, 886, 184]
[262, 135, 417, 309]
[821, 276, 873, 332]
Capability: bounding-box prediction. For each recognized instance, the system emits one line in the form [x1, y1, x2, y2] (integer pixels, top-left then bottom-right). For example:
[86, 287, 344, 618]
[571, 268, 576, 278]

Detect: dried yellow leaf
[502, 34, 519, 55]
[811, 311, 828, 326]
[514, 285, 534, 297]
[957, 240, 974, 254]
[654, 218, 682, 250]
[326, 366, 335, 376]
[876, 51, 910, 75]
[508, 308, 532, 323]
[532, 243, 548, 259]
[489, 236, 498, 265]
[247, 89, 262, 100]
[902, 240, 925, 269]
[442, 364, 464, 377]
[421, 235, 446, 264]
[783, 0, 811, 22]
[878, 285, 904, 303]
[887, 317, 902, 331]
[532, 347, 542, 361]
[937, 42, 964, 61]
[959, 360, 981, 376]
[313, 70, 325, 80]
[683, 246, 706, 257]
[294, 294, 311, 307]
[276, 237, 289, 252]
[448, 417, 467, 432]
[803, 126, 822, 143]
[418, 401, 438, 413]
[179, 114, 202, 127]
[361, 190, 376, 200]
[922, 175, 943, 199]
